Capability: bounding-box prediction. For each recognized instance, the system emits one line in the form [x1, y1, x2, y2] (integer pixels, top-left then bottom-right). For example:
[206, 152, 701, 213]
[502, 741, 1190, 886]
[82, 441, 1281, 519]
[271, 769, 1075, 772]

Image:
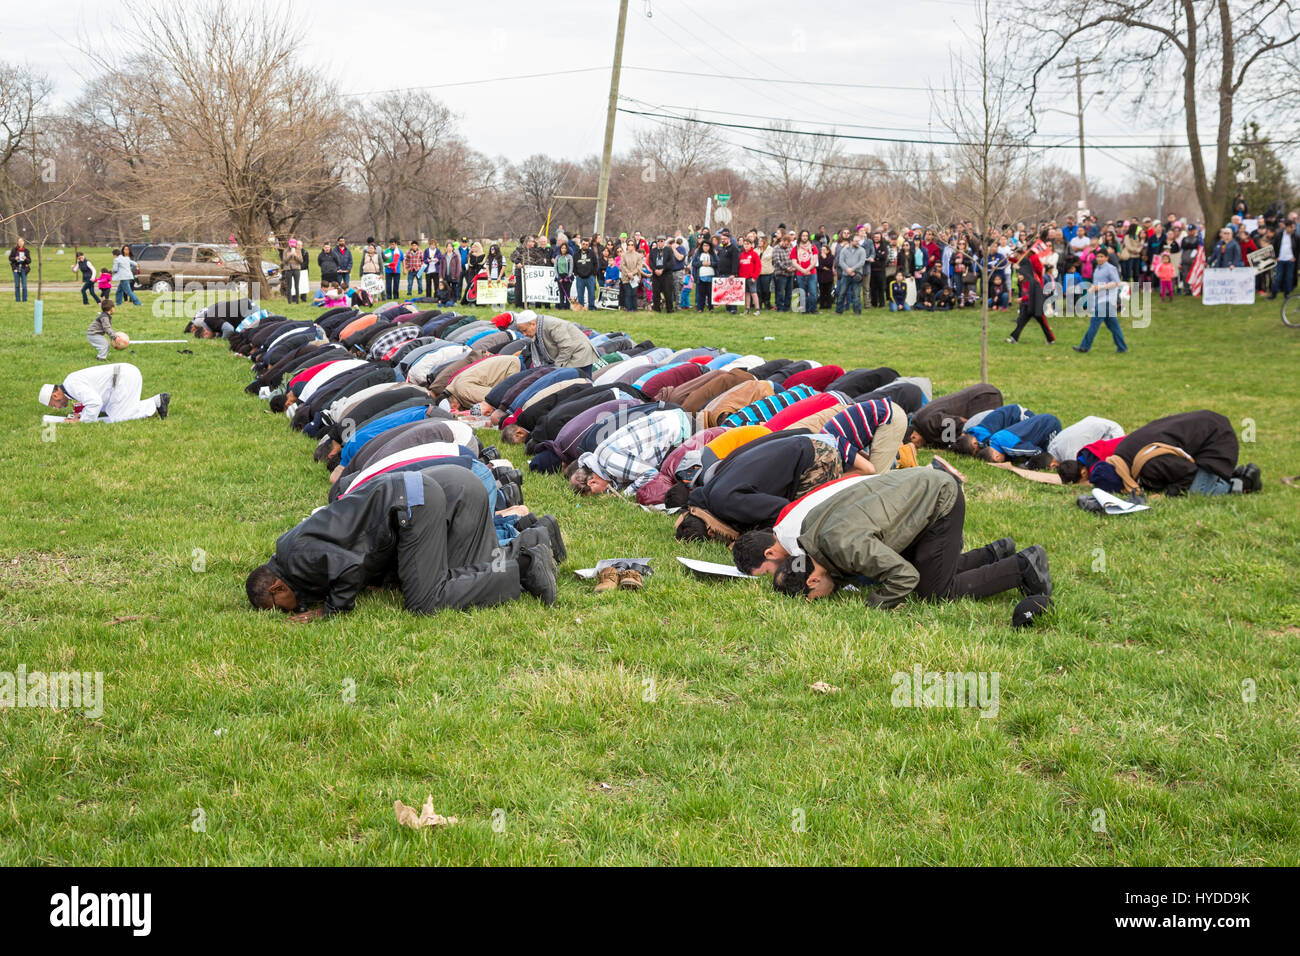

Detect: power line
[615, 106, 1279, 150]
[341, 66, 611, 97]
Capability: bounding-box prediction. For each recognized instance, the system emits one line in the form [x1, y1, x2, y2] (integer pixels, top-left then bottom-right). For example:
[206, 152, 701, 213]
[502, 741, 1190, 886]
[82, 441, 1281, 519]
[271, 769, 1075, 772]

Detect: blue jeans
[12, 270, 27, 301]
[1078, 310, 1128, 351]
[889, 301, 911, 311]
[774, 274, 793, 311]
[385, 272, 400, 299]
[574, 274, 597, 308]
[1272, 259, 1296, 296]
[1189, 468, 1232, 496]
[834, 276, 861, 313]
[796, 274, 818, 312]
[115, 279, 140, 306]
[406, 272, 422, 294]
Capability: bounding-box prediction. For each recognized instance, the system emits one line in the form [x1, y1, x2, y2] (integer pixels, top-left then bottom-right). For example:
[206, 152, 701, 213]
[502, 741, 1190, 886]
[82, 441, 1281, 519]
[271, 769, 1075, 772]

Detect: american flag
[1188, 245, 1206, 296]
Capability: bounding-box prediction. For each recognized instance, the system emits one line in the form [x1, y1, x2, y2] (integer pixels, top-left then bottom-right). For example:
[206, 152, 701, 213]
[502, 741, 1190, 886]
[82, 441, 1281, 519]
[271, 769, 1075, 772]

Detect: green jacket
[798, 469, 959, 608]
[537, 317, 600, 369]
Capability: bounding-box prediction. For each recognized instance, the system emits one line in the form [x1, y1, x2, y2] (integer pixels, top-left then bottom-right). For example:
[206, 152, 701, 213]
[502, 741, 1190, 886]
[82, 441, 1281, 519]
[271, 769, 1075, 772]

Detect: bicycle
[1283, 290, 1300, 327]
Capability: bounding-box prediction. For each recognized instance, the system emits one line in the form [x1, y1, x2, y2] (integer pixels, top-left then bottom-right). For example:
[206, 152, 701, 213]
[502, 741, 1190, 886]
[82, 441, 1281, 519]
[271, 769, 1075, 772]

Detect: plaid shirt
[582, 408, 692, 493]
[822, 400, 893, 467]
[368, 325, 421, 361]
[721, 385, 815, 428]
[771, 244, 795, 275]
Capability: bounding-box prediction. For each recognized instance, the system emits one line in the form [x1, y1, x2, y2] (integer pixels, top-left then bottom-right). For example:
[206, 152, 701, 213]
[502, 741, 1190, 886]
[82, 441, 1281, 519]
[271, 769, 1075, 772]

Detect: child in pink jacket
[1155, 253, 1177, 301]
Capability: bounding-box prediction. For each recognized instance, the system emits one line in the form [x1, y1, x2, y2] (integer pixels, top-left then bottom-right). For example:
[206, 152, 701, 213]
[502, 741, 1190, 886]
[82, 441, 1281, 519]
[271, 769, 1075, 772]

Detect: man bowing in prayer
[38, 363, 170, 423]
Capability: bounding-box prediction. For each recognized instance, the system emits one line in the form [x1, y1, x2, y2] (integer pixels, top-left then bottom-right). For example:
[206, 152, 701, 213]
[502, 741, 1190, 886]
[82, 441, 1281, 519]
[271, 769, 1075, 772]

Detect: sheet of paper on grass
[676, 557, 750, 579]
[573, 558, 652, 579]
[1092, 488, 1150, 514]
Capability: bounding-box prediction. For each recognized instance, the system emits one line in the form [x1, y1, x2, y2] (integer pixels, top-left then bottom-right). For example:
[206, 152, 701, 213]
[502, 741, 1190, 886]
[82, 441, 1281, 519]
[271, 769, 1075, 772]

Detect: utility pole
[1059, 56, 1102, 214]
[594, 0, 630, 238]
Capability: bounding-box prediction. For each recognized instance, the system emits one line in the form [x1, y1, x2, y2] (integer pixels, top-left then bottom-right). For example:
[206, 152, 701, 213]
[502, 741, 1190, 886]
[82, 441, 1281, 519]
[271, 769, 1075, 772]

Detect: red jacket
[738, 249, 761, 279]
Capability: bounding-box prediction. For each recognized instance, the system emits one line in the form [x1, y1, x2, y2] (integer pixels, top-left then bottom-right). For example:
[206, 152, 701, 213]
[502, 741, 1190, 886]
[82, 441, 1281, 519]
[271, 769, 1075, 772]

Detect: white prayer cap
[517, 309, 538, 324]
[38, 384, 55, 405]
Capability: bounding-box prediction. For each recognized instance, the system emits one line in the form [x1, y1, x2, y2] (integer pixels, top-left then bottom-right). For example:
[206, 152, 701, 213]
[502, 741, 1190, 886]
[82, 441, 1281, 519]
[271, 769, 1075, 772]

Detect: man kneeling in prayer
[245, 468, 561, 620]
[733, 469, 1051, 607]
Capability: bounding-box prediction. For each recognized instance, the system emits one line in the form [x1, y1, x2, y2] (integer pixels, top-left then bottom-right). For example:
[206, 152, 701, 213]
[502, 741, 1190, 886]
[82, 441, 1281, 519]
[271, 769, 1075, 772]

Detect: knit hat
[1012, 594, 1053, 628]
[38, 384, 55, 405]
[492, 312, 514, 329]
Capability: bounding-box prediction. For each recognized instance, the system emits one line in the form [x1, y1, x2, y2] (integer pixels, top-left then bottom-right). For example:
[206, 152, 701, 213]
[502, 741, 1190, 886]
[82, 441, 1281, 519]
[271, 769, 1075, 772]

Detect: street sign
[141, 215, 151, 232]
[714, 193, 731, 204]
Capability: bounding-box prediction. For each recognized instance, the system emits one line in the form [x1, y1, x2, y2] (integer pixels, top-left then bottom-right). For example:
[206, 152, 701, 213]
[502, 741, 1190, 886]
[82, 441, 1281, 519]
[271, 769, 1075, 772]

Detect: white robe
[62, 363, 157, 423]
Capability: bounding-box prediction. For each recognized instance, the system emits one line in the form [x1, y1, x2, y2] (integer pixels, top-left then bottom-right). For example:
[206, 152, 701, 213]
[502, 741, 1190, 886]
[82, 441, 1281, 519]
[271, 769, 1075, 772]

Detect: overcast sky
[6, 0, 1227, 194]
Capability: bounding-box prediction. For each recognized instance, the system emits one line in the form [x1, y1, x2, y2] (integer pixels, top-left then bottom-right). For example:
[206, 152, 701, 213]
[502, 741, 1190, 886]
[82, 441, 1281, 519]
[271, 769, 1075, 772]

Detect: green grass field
[2, 287, 1297, 865]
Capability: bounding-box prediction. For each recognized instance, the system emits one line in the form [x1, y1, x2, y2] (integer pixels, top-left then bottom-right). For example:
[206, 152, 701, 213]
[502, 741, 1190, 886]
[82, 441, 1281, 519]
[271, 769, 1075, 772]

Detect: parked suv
[133, 243, 276, 293]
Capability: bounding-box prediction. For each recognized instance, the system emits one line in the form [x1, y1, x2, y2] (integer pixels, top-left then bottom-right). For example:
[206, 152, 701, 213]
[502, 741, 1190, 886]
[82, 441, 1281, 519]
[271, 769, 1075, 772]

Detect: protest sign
[596, 286, 621, 310]
[1201, 267, 1256, 306]
[522, 265, 560, 304]
[712, 276, 745, 305]
[477, 278, 508, 306]
[1247, 246, 1275, 276]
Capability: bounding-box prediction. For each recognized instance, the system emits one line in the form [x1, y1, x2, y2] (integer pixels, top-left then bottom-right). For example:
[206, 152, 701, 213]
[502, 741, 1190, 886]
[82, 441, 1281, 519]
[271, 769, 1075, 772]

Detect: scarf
[1105, 442, 1194, 493]
[529, 316, 554, 367]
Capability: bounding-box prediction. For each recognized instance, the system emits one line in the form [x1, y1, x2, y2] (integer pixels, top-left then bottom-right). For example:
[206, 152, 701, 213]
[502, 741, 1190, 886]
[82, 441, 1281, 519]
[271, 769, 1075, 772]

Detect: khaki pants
[867, 401, 908, 473]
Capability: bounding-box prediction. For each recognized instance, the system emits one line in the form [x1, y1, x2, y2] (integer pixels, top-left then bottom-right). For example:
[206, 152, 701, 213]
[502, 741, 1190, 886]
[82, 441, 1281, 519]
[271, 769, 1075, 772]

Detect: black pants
[652, 272, 675, 312]
[1011, 302, 1055, 342]
[80, 278, 97, 304]
[284, 269, 301, 303]
[398, 469, 521, 613]
[903, 491, 1023, 601]
[869, 271, 886, 308]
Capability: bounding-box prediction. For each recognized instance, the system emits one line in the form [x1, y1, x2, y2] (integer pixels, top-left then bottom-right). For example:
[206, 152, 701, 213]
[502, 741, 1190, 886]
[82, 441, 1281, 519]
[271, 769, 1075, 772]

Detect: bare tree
[1022, 0, 1300, 231]
[632, 115, 728, 233]
[933, 0, 1031, 383]
[344, 94, 456, 239]
[85, 1, 344, 295]
[0, 64, 54, 239]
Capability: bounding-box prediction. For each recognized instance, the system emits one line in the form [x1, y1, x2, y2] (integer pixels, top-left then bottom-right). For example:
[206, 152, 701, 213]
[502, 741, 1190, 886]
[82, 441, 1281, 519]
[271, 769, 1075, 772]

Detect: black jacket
[266, 474, 415, 614]
[690, 432, 817, 530]
[1114, 410, 1237, 492]
[334, 245, 354, 273]
[713, 241, 739, 277]
[573, 249, 599, 278]
[317, 249, 340, 276]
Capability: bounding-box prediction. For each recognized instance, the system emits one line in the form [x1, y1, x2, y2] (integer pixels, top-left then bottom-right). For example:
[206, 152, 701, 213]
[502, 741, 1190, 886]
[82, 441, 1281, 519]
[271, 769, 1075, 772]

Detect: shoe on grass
[618, 568, 644, 591]
[1016, 545, 1052, 596]
[594, 567, 620, 593]
[157, 393, 171, 420]
[536, 514, 567, 563]
[519, 544, 557, 606]
[988, 537, 1016, 562]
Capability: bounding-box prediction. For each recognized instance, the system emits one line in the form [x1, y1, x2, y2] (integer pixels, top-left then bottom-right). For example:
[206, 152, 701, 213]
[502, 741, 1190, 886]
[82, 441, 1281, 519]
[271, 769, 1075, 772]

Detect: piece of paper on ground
[1093, 488, 1150, 514]
[676, 557, 750, 579]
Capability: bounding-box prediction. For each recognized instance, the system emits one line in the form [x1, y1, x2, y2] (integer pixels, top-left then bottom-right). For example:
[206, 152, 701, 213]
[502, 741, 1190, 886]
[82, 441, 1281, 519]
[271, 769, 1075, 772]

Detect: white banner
[1201, 268, 1256, 306]
[521, 265, 560, 304]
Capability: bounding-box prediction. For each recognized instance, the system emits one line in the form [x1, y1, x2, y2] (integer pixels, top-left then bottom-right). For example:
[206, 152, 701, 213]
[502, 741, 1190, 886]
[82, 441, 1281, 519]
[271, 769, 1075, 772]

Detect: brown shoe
[618, 569, 644, 591]
[594, 567, 620, 593]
